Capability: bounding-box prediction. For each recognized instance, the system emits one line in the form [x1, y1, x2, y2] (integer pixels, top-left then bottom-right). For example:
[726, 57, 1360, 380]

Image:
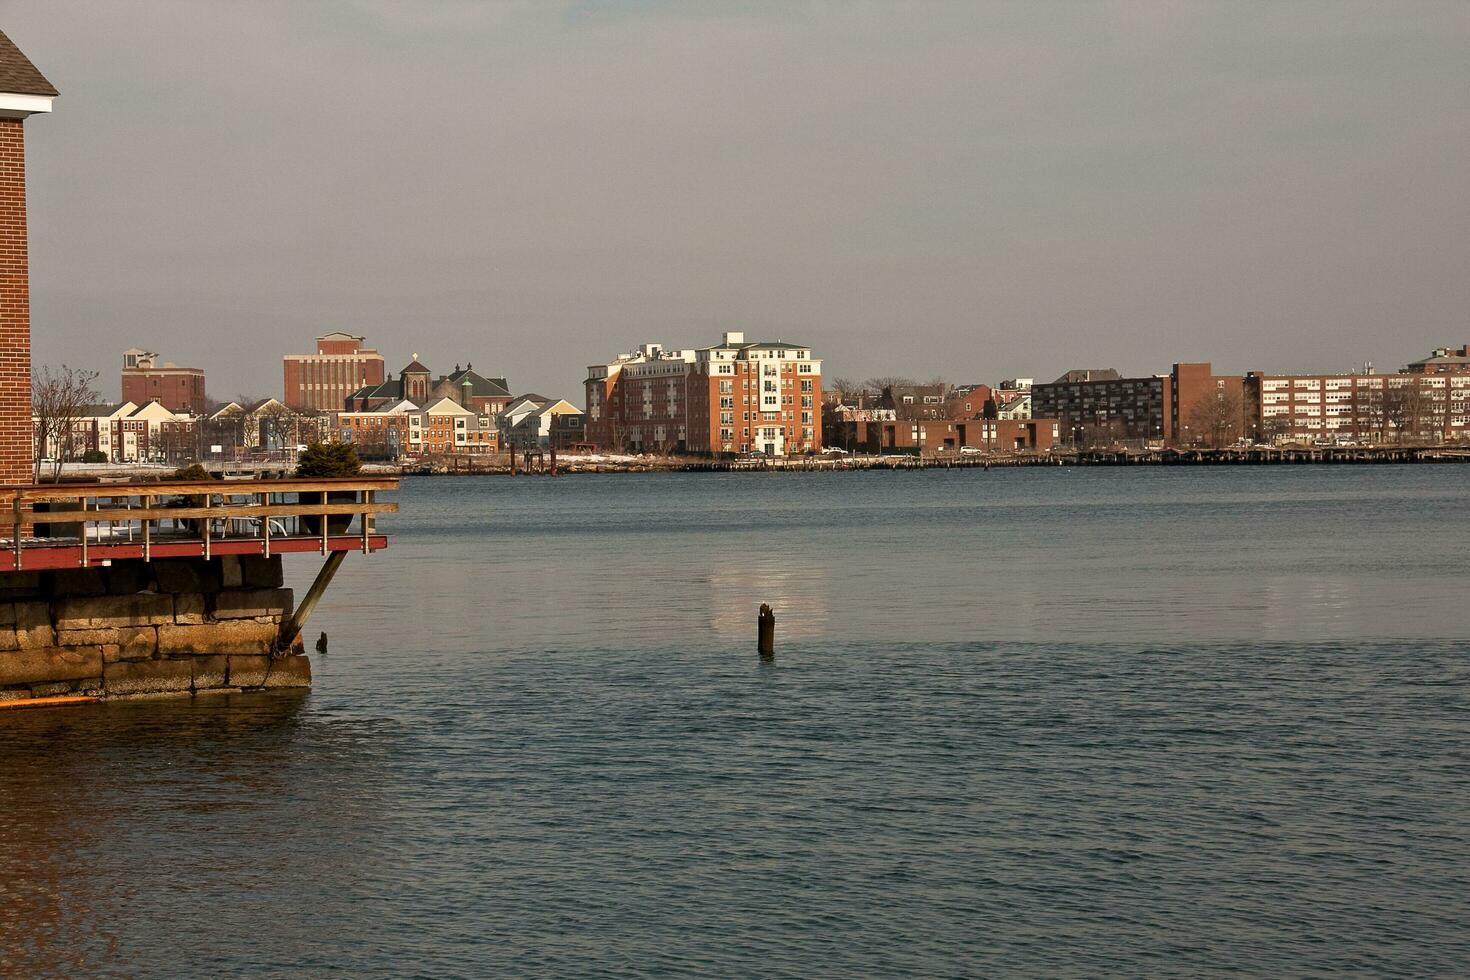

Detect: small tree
[295, 442, 362, 478]
[32, 364, 101, 483]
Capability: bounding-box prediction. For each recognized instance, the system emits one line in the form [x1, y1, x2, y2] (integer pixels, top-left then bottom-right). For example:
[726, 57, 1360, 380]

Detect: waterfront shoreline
[45, 444, 1470, 481]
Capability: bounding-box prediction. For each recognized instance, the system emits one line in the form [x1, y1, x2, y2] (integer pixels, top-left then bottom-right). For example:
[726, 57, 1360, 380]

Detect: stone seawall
[0, 555, 310, 703]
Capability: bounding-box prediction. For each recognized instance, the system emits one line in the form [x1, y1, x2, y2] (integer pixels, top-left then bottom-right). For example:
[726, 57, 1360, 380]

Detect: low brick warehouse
[0, 555, 311, 702]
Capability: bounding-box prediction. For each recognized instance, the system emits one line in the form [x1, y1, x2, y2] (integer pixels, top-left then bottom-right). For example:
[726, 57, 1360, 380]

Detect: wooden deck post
[758, 603, 775, 658]
[276, 549, 347, 654]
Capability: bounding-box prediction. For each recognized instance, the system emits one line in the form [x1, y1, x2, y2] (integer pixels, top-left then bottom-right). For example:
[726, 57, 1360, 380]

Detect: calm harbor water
[3, 467, 1469, 976]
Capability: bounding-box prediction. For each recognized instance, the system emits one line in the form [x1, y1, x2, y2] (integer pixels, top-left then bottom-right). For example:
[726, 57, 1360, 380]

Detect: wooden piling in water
[758, 603, 775, 658]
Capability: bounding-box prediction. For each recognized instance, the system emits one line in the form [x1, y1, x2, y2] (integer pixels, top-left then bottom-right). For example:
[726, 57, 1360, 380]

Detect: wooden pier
[1, 477, 397, 571]
[0, 477, 397, 705]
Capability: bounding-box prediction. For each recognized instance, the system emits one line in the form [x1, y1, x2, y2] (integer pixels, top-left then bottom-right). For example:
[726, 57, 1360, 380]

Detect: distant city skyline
[9, 1, 1470, 400]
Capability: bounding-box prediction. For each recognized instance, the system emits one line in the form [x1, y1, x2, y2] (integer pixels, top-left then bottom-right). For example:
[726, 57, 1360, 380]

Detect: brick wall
[0, 120, 31, 486]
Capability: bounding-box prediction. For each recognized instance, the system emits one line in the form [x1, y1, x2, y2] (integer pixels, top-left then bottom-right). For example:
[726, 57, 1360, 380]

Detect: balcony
[1, 477, 397, 571]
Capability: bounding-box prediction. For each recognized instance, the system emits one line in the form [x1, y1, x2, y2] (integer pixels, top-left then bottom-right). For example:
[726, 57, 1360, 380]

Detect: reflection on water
[2, 467, 1469, 975]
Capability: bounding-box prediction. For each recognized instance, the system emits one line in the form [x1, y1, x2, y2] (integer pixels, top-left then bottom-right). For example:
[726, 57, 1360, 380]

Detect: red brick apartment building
[0, 31, 54, 486]
[1244, 361, 1470, 444]
[1032, 362, 1241, 446]
[586, 332, 822, 455]
[283, 332, 386, 412]
[120, 348, 206, 414]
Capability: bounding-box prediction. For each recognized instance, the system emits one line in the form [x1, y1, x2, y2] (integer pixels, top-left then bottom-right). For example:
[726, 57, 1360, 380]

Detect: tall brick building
[120, 347, 207, 414]
[586, 332, 822, 455]
[0, 31, 54, 486]
[283, 332, 386, 412]
[1032, 362, 1242, 446]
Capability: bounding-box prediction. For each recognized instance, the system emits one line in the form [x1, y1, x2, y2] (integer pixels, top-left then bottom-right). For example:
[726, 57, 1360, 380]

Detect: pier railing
[0, 477, 399, 571]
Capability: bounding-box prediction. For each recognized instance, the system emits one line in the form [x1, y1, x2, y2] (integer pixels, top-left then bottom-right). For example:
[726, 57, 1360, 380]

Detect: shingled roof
[0, 30, 57, 97]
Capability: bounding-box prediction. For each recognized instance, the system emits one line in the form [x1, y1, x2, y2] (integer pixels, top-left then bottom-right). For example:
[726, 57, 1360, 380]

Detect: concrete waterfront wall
[0, 555, 310, 703]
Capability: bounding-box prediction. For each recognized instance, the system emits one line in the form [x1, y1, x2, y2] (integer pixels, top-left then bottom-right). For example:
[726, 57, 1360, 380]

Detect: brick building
[345, 359, 512, 415]
[1404, 346, 1470, 376]
[586, 332, 822, 455]
[120, 348, 207, 414]
[0, 31, 55, 486]
[1032, 362, 1242, 446]
[838, 417, 1059, 454]
[283, 332, 386, 412]
[41, 400, 201, 463]
[1244, 369, 1470, 444]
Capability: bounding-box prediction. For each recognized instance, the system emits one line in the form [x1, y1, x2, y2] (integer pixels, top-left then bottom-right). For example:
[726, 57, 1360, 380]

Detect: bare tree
[864, 376, 915, 393]
[1186, 387, 1244, 448]
[32, 364, 101, 482]
[1383, 379, 1436, 444]
[829, 377, 859, 402]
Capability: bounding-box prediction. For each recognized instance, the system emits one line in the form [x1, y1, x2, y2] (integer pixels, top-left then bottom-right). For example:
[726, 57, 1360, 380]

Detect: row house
[207, 399, 329, 455]
[501, 395, 584, 450]
[337, 396, 499, 458]
[40, 401, 200, 464]
[586, 331, 822, 455]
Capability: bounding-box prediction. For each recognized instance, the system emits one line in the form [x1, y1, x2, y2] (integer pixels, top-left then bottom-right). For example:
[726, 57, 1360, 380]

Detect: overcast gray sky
[8, 1, 1469, 402]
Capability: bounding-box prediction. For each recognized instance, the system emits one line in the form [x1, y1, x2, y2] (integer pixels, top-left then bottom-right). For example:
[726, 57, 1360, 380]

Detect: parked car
[822, 446, 850, 455]
[959, 446, 982, 456]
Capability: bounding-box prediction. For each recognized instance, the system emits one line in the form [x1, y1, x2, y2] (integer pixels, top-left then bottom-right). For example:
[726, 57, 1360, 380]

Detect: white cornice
[0, 93, 54, 119]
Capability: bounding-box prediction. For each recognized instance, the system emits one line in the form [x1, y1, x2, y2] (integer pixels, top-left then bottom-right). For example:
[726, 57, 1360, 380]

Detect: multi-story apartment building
[586, 332, 822, 455]
[120, 348, 207, 414]
[283, 333, 386, 412]
[1244, 370, 1470, 443]
[1032, 362, 1240, 446]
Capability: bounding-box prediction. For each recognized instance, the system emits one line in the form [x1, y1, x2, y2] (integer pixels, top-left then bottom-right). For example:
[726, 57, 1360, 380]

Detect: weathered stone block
[261, 655, 311, 689]
[13, 602, 56, 649]
[191, 654, 230, 690]
[211, 588, 293, 621]
[227, 654, 270, 688]
[50, 568, 107, 596]
[0, 627, 17, 652]
[29, 680, 76, 696]
[153, 558, 222, 594]
[103, 562, 156, 595]
[157, 620, 277, 657]
[103, 658, 194, 696]
[0, 646, 104, 686]
[218, 555, 244, 588]
[55, 593, 175, 630]
[241, 555, 284, 589]
[173, 594, 207, 625]
[0, 689, 32, 701]
[58, 626, 158, 661]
